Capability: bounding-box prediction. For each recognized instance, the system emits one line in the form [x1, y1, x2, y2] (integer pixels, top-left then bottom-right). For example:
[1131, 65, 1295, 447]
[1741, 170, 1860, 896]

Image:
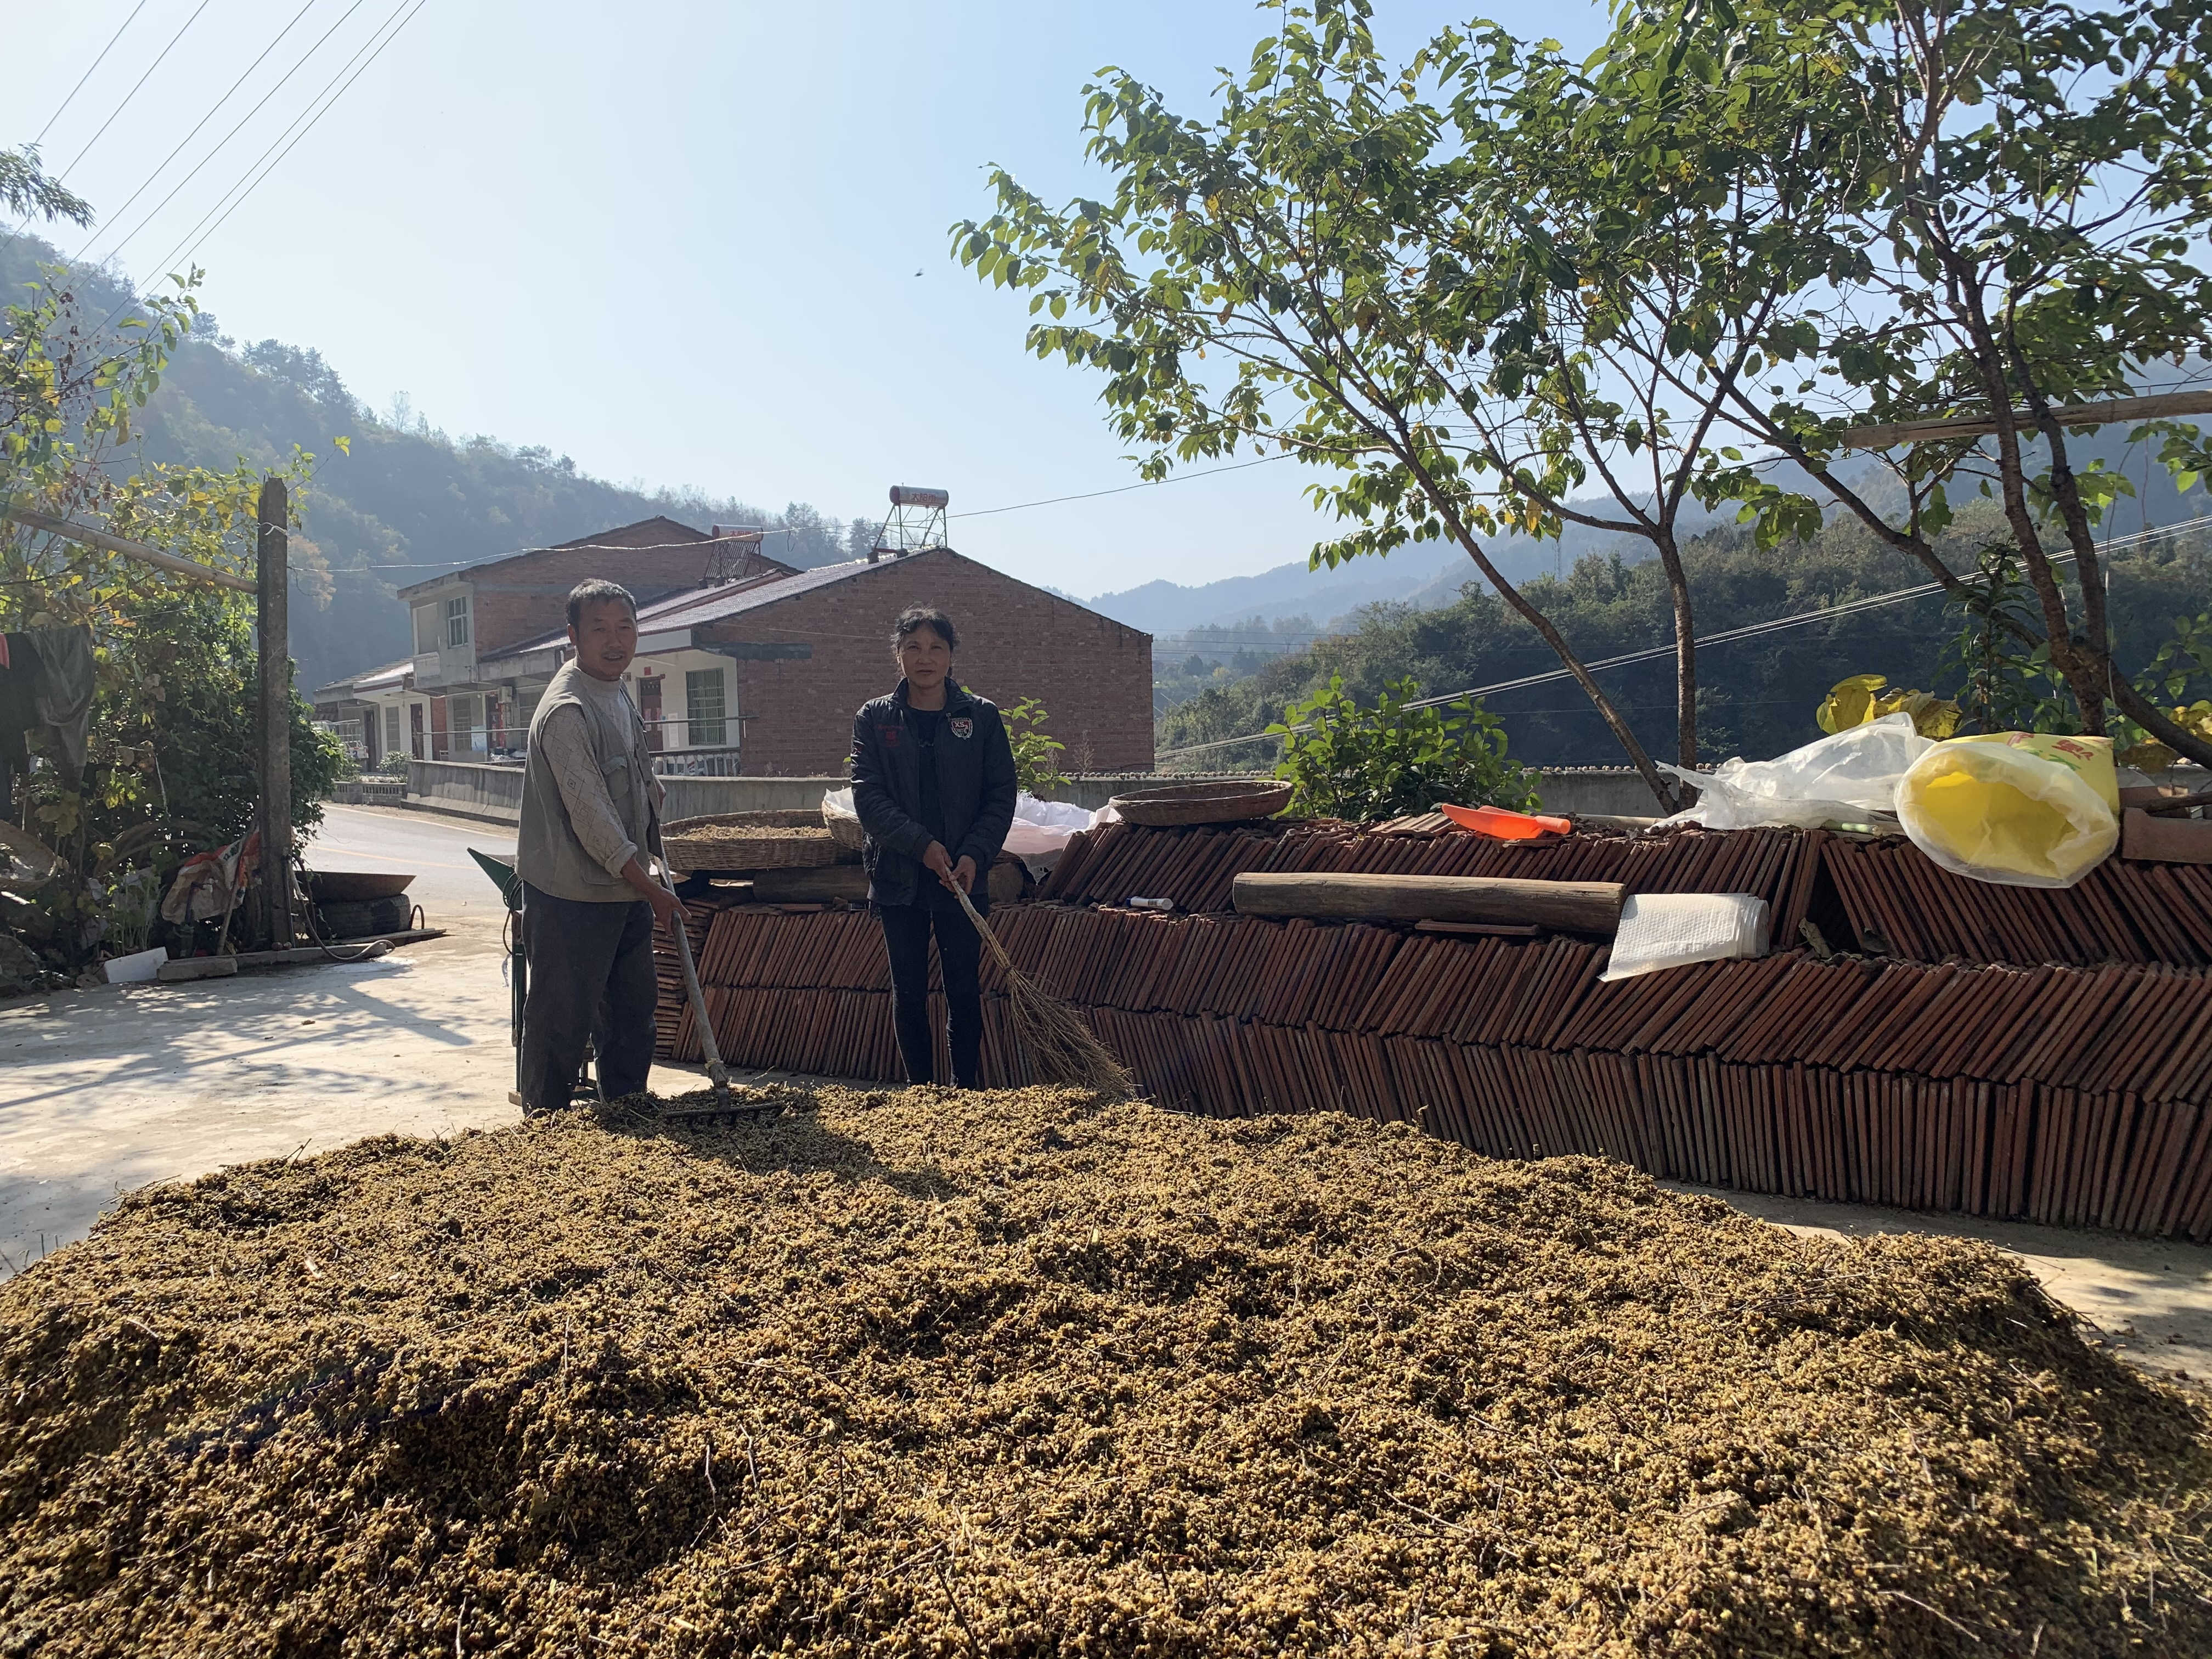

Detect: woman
[849, 606, 1018, 1088]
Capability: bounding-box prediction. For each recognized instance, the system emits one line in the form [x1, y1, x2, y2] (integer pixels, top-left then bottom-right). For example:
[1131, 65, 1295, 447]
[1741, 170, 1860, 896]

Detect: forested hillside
[1159, 499, 2212, 773]
[2, 234, 881, 695]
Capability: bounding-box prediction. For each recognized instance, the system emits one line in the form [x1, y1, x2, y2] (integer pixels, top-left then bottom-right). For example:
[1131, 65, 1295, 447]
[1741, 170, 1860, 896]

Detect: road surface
[304, 803, 516, 939]
[1, 805, 703, 1277]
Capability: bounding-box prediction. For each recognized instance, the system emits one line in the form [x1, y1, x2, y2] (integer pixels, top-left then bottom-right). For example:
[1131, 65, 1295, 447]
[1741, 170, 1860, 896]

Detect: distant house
[313, 516, 1155, 776]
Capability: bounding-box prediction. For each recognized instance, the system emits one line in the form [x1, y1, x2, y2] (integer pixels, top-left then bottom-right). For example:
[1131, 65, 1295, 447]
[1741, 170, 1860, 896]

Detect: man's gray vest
[516, 659, 658, 902]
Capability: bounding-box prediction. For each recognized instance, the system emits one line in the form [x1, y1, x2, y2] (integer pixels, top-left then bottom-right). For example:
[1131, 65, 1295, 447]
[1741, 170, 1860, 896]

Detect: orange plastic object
[1440, 803, 1572, 840]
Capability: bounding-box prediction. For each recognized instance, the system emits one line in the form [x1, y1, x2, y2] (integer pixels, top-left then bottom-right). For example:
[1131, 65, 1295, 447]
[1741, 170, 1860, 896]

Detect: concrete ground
[5, 802, 2210, 1391]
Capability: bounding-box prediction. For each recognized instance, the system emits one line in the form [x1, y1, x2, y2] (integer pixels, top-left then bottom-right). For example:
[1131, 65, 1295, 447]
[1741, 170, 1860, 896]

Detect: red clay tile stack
[651, 819, 2212, 1238]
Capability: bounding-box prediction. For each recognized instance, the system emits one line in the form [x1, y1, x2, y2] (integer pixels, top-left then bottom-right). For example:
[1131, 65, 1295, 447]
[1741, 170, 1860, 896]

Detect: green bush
[1269, 676, 1538, 822]
[1000, 696, 1069, 796]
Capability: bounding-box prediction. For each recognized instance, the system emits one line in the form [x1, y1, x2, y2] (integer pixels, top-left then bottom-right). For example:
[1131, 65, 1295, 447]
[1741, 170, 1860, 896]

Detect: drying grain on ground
[3, 1086, 2209, 1656]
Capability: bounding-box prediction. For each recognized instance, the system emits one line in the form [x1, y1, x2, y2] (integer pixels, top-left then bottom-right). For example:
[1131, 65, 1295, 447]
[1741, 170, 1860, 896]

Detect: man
[514, 579, 681, 1115]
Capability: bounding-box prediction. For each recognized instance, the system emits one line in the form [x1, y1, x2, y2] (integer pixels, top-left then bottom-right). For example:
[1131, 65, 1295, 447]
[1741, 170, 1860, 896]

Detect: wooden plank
[1232, 871, 1625, 935]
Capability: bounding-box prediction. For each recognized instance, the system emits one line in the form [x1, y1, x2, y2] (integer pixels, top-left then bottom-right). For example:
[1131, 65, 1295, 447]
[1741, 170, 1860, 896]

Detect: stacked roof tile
[653, 819, 2212, 1237]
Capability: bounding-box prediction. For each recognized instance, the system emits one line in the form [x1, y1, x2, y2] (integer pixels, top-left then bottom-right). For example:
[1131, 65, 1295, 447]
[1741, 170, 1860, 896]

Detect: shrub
[1270, 676, 1538, 822]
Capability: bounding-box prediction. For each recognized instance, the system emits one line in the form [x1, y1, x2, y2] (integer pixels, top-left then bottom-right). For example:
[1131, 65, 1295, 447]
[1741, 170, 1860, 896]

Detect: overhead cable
[50, 1, 213, 183]
[953, 453, 1294, 520]
[28, 2, 151, 147]
[152, 0, 427, 282]
[78, 0, 326, 265]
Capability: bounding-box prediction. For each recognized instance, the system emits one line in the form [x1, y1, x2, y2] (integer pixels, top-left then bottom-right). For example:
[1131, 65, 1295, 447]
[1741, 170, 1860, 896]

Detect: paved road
[304, 804, 516, 939]
[1, 803, 704, 1277]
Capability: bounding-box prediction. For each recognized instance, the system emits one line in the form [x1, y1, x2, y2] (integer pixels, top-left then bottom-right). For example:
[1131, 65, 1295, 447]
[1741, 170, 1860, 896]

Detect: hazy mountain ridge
[2, 234, 881, 695]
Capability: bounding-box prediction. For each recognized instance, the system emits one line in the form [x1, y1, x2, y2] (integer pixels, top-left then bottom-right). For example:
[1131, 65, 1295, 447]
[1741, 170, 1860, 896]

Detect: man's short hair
[567, 579, 637, 631]
[891, 605, 959, 653]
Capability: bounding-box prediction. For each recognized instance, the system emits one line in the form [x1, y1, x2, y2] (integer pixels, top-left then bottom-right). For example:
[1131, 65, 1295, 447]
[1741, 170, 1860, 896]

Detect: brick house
[314, 517, 1154, 775]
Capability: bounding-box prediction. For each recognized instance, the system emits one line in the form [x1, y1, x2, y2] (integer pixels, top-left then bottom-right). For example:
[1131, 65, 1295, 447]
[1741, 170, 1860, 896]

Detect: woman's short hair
[891, 605, 959, 653]
[567, 579, 637, 631]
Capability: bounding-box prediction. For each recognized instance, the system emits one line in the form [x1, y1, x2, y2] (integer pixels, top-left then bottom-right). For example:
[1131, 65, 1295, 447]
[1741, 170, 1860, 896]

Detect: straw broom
[952, 885, 1132, 1095]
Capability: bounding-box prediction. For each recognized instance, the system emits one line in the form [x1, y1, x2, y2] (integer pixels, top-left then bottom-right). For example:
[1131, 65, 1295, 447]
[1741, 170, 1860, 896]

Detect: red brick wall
[698, 550, 1154, 775]
[452, 520, 721, 658]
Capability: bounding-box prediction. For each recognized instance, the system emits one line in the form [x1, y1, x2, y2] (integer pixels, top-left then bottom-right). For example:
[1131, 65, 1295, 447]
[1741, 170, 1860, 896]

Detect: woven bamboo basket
[823, 804, 868, 852]
[1108, 780, 1293, 827]
[662, 810, 853, 872]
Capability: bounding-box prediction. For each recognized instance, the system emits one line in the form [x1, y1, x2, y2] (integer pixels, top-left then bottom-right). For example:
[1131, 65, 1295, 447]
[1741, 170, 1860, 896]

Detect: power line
[1154, 512, 2212, 759]
[151, 0, 425, 282]
[51, 0, 213, 183]
[97, 1, 371, 271]
[29, 2, 151, 146]
[953, 453, 1294, 520]
[78, 0, 326, 265]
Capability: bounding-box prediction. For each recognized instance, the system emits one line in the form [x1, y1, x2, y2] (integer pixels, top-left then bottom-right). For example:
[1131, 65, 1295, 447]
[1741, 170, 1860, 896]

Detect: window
[412, 604, 438, 653]
[445, 594, 471, 647]
[448, 693, 487, 756]
[382, 704, 402, 758]
[686, 668, 727, 747]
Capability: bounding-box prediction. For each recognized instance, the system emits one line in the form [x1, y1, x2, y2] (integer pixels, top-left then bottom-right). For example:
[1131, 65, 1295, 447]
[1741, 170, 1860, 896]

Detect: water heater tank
[888, 484, 950, 509]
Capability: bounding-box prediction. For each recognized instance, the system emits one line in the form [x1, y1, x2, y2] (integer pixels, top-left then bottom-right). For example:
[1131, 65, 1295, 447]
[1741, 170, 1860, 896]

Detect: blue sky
[13, 1, 1611, 597]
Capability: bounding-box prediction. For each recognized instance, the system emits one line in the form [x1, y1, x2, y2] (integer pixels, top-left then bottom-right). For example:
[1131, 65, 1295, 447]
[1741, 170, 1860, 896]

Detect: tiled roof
[315, 656, 414, 698]
[495, 556, 900, 657]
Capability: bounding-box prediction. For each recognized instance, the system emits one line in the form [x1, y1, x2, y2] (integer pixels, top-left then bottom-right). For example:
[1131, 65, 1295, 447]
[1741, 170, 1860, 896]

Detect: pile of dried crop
[4, 1087, 2209, 1657]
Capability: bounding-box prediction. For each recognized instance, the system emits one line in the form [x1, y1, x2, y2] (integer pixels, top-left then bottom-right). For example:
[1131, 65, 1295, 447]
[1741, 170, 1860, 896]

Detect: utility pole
[256, 478, 293, 948]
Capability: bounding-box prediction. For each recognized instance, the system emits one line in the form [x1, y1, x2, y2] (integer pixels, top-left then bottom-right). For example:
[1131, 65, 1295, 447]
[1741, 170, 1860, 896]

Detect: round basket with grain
[1107, 779, 1294, 827]
[662, 810, 855, 873]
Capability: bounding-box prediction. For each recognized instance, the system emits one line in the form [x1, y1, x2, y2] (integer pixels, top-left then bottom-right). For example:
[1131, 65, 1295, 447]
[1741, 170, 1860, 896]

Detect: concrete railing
[407, 759, 525, 820]
[397, 759, 1674, 824]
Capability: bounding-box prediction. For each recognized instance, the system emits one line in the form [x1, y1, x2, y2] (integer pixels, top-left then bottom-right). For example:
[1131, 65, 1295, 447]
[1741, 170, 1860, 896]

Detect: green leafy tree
[952, 2, 1710, 807]
[1616, 0, 2212, 765]
[999, 696, 1070, 795]
[1269, 675, 1536, 821]
[3, 252, 334, 969]
[0, 145, 91, 227]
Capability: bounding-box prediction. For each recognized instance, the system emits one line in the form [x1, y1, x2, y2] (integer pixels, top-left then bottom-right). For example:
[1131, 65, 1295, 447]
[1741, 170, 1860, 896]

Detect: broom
[951, 884, 1132, 1095]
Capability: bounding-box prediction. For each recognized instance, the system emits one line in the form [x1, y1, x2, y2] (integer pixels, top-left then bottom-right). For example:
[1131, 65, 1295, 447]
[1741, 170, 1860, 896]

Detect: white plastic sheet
[1599, 893, 1772, 983]
[1658, 713, 1934, 830]
[822, 787, 1114, 879]
[1004, 793, 1117, 879]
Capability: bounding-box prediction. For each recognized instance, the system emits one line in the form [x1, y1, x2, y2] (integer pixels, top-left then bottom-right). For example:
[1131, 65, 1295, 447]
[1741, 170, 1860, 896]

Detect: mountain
[1087, 516, 1693, 641]
[1, 233, 882, 696]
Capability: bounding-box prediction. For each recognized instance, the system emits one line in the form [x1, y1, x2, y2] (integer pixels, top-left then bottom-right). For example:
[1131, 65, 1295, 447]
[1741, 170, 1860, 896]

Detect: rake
[654, 861, 787, 1127]
[952, 885, 1132, 1096]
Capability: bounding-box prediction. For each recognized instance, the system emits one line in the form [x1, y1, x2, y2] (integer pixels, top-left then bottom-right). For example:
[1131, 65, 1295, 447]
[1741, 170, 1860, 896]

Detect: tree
[0, 145, 91, 227]
[1627, 0, 2212, 766]
[1270, 675, 1537, 821]
[953, 1, 1712, 806]
[3, 253, 335, 969]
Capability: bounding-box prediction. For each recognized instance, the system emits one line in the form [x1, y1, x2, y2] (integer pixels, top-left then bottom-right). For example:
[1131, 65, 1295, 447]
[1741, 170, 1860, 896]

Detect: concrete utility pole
[256, 478, 293, 949]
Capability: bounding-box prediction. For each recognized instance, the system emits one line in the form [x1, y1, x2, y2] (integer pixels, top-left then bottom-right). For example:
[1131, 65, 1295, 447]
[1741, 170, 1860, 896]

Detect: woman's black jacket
[848, 678, 1018, 912]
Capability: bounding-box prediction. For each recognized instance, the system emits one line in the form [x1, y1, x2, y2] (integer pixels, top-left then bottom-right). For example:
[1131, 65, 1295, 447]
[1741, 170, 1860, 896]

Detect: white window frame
[382, 704, 403, 758]
[444, 593, 472, 647]
[685, 667, 727, 747]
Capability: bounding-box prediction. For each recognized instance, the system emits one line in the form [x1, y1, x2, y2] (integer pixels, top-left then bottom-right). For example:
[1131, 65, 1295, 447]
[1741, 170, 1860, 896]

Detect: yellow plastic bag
[1894, 732, 2119, 888]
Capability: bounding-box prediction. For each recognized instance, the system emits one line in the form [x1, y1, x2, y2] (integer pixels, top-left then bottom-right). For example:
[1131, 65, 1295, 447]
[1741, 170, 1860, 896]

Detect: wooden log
[745, 864, 872, 903]
[1840, 390, 2212, 450]
[1232, 871, 1626, 935]
[2123, 808, 2212, 866]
